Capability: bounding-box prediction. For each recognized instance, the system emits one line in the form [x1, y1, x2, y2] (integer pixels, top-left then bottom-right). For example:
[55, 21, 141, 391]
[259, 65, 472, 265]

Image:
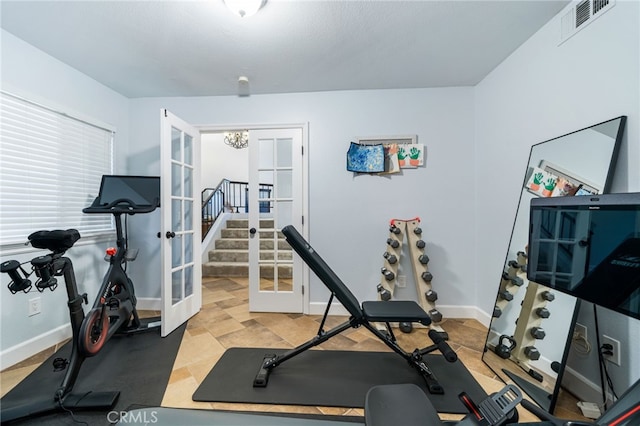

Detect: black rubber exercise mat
[1, 323, 185, 425]
[192, 347, 487, 414]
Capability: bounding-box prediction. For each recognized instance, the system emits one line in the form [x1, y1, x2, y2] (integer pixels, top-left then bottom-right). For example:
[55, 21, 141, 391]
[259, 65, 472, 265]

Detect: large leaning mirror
[482, 116, 627, 414]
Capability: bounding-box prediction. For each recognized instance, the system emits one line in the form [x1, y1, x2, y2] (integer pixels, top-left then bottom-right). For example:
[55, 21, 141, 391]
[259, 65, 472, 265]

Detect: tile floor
[1, 277, 588, 423]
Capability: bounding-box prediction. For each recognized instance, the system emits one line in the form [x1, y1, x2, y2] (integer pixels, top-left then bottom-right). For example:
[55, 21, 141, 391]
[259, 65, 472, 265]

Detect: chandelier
[224, 131, 249, 149]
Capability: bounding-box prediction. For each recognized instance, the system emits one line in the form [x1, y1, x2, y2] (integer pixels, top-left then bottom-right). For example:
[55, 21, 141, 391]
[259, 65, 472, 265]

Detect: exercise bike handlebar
[82, 197, 159, 215]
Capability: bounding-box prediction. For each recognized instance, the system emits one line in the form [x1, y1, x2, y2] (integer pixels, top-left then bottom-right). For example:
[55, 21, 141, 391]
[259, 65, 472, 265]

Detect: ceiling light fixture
[223, 0, 267, 18]
[224, 131, 249, 149]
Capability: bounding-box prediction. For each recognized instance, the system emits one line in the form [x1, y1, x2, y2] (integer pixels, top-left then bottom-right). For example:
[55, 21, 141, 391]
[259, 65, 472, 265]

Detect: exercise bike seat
[365, 384, 444, 426]
[29, 229, 80, 253]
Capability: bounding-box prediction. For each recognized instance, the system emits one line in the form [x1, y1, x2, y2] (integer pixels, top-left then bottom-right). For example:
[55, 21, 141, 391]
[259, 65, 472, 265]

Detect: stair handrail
[201, 179, 276, 240]
[201, 179, 230, 239]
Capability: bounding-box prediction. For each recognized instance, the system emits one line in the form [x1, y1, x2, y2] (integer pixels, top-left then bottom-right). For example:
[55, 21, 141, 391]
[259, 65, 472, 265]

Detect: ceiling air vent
[559, 0, 615, 45]
[576, 0, 591, 28]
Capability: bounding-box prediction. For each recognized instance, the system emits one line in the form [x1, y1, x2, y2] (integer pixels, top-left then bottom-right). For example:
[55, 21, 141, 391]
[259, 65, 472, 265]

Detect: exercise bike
[0, 175, 160, 422]
[78, 176, 161, 356]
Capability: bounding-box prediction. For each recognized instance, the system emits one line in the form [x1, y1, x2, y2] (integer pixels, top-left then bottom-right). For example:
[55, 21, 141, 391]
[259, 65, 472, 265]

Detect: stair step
[221, 228, 284, 239]
[226, 218, 275, 229]
[215, 239, 291, 250]
[203, 262, 292, 278]
[208, 249, 293, 262]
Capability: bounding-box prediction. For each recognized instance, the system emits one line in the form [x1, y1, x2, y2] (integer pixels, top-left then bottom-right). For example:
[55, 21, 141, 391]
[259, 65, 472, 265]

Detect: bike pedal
[459, 384, 522, 426]
[52, 357, 69, 371]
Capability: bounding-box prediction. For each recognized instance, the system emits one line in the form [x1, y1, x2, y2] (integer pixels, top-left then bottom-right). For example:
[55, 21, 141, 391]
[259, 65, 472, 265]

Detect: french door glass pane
[185, 265, 193, 297]
[185, 234, 193, 264]
[184, 167, 193, 198]
[171, 127, 181, 161]
[172, 199, 182, 231]
[184, 134, 193, 165]
[172, 270, 182, 304]
[171, 164, 182, 196]
[276, 170, 292, 198]
[276, 138, 292, 167]
[276, 201, 293, 229]
[172, 236, 182, 268]
[184, 200, 193, 231]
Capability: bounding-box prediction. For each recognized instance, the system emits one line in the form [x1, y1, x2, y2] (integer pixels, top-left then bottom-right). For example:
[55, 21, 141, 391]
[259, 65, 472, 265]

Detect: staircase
[202, 218, 293, 278]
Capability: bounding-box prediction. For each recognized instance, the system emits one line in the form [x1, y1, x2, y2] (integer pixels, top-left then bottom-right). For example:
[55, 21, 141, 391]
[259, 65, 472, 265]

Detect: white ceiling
[0, 0, 570, 98]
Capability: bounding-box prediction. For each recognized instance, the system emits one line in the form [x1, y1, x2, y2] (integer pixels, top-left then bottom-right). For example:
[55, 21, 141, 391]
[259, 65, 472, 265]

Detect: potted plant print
[397, 146, 407, 167]
[409, 146, 421, 166]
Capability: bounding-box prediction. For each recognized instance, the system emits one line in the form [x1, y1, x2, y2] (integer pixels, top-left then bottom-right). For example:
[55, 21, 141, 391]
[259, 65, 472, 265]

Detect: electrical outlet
[28, 297, 41, 316]
[396, 275, 407, 288]
[602, 335, 621, 366]
[574, 322, 587, 339]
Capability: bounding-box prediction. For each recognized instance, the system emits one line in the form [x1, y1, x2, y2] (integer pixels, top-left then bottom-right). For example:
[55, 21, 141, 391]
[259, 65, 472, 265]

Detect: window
[0, 91, 114, 246]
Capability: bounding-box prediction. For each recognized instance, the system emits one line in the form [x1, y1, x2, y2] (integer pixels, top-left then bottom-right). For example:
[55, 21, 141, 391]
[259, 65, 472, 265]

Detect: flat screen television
[96, 175, 160, 207]
[527, 192, 640, 321]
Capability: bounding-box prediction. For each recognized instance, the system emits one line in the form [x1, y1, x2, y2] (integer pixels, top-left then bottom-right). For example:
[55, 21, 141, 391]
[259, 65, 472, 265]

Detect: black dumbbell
[541, 291, 555, 302]
[381, 267, 395, 281]
[389, 225, 401, 235]
[498, 290, 513, 301]
[428, 309, 443, 323]
[376, 283, 391, 301]
[383, 252, 398, 264]
[416, 240, 426, 249]
[421, 271, 433, 282]
[508, 260, 521, 269]
[535, 307, 550, 318]
[510, 276, 524, 287]
[418, 254, 429, 265]
[524, 346, 541, 360]
[425, 289, 438, 302]
[530, 327, 546, 340]
[399, 322, 413, 333]
[413, 227, 422, 235]
[387, 238, 400, 249]
[493, 306, 502, 318]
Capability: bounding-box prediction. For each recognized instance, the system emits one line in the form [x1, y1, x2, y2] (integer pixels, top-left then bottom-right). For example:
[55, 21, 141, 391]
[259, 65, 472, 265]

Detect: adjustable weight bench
[253, 225, 458, 394]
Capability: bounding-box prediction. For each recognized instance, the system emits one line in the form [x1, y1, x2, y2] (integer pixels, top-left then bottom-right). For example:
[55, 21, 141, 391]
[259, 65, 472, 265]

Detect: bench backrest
[282, 225, 364, 320]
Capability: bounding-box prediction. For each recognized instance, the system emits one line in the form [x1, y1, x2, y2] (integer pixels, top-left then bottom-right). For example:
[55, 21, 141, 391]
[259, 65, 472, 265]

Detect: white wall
[0, 30, 131, 366]
[201, 133, 250, 188]
[474, 0, 640, 397]
[127, 88, 477, 314]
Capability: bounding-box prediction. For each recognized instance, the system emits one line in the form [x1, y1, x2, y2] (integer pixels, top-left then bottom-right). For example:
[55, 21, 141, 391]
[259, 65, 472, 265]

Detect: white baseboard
[0, 324, 71, 371]
[136, 297, 162, 311]
[562, 365, 607, 404]
[309, 302, 491, 326]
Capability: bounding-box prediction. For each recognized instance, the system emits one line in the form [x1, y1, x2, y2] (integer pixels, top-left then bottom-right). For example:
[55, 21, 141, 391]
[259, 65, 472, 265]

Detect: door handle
[166, 231, 176, 239]
[249, 228, 257, 235]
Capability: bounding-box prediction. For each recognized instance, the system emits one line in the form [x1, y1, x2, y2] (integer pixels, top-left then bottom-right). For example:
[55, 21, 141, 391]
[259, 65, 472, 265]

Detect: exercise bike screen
[527, 193, 640, 321]
[97, 175, 160, 207]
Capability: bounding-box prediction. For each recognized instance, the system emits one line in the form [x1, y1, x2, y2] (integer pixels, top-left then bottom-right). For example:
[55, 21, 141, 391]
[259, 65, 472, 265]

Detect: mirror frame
[482, 116, 627, 414]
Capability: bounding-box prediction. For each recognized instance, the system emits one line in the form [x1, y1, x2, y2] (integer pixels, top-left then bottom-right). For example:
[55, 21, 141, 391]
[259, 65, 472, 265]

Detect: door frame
[198, 122, 310, 314]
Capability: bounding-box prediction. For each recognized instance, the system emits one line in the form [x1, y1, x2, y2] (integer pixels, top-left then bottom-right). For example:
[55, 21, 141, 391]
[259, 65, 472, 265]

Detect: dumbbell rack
[377, 217, 447, 336]
[493, 251, 527, 320]
[494, 250, 553, 376]
[511, 280, 553, 373]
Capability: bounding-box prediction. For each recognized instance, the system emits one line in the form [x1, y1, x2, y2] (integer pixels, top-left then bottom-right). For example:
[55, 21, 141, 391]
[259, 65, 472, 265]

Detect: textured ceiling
[0, 0, 569, 98]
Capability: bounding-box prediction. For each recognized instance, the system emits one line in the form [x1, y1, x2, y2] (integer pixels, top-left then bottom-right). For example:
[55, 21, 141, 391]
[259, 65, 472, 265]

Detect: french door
[248, 128, 304, 312]
[160, 109, 202, 336]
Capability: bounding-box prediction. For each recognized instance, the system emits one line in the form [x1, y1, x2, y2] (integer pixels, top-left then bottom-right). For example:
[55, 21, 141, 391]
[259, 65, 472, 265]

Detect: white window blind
[0, 92, 114, 246]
